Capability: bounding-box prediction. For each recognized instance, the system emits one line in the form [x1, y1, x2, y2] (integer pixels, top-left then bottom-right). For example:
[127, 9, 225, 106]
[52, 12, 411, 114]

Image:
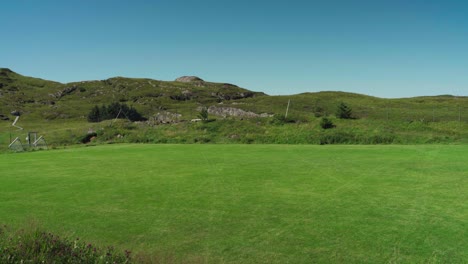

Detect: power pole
[285, 99, 291, 118]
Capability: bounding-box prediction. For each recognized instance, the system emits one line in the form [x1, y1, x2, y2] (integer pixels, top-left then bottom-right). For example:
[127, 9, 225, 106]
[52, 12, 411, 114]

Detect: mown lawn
[0, 144, 466, 263]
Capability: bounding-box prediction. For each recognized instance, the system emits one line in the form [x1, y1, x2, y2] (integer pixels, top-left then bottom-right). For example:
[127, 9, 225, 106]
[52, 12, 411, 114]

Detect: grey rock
[175, 76, 204, 83]
[205, 106, 273, 118]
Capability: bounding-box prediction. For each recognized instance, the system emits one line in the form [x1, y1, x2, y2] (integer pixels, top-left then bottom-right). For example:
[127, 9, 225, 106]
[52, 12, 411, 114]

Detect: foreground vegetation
[2, 116, 468, 151]
[0, 225, 132, 263]
[0, 144, 466, 263]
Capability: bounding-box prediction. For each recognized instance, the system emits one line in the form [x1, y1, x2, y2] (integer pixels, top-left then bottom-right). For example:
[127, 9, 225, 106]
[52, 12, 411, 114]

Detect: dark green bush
[79, 132, 98, 144]
[320, 117, 335, 129]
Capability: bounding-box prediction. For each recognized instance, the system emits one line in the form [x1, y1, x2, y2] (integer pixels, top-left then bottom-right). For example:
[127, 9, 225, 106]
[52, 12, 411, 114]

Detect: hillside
[2, 69, 467, 123]
[1, 69, 468, 147]
[0, 68, 266, 122]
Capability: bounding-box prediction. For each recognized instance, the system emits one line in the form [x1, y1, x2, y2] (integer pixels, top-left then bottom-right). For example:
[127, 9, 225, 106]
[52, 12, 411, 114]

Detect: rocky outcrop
[206, 106, 272, 118]
[49, 85, 78, 99]
[170, 90, 195, 101]
[175, 76, 204, 83]
[149, 111, 182, 124]
[211, 91, 256, 100]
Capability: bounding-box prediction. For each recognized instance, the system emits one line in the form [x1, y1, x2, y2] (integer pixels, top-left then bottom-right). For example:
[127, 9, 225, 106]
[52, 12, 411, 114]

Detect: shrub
[318, 131, 355, 144]
[320, 117, 335, 129]
[198, 107, 209, 121]
[313, 106, 325, 117]
[79, 132, 97, 144]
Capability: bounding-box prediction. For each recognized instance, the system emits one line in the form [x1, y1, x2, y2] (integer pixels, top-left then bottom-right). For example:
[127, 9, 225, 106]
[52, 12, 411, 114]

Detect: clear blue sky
[2, 0, 468, 98]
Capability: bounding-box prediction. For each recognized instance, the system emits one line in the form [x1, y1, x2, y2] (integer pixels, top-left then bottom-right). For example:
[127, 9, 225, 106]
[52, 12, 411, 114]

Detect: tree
[87, 103, 146, 123]
[106, 102, 121, 119]
[126, 106, 146, 121]
[87, 105, 101, 122]
[336, 102, 353, 119]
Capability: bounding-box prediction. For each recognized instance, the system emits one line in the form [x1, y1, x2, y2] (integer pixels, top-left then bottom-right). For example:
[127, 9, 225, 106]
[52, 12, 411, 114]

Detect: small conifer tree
[336, 102, 353, 119]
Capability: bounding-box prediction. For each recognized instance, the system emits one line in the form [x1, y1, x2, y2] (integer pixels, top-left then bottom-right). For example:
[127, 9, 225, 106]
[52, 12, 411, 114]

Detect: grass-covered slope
[2, 68, 468, 123]
[0, 144, 466, 263]
[1, 69, 468, 147]
[0, 68, 265, 122]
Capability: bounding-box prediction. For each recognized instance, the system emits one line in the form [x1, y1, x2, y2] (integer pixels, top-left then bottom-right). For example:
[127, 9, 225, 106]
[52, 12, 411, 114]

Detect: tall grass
[0, 224, 131, 263]
[2, 111, 468, 152]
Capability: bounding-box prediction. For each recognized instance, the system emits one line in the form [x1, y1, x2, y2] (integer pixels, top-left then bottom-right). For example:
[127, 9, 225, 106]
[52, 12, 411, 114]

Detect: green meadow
[0, 144, 467, 263]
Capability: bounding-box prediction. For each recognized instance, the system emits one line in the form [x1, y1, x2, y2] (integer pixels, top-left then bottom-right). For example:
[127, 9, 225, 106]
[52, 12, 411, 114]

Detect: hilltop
[1, 69, 468, 147]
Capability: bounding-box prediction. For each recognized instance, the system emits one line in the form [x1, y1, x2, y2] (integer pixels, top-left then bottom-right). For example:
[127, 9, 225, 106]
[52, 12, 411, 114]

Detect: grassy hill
[1, 68, 468, 147]
[0, 68, 265, 121]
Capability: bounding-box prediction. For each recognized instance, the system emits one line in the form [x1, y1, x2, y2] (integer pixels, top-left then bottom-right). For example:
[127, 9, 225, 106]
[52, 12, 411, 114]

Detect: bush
[320, 117, 335, 129]
[318, 131, 355, 144]
[79, 132, 97, 144]
[313, 106, 325, 117]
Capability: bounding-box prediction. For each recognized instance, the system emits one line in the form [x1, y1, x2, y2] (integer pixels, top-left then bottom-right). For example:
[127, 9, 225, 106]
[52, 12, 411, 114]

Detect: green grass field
[0, 144, 467, 263]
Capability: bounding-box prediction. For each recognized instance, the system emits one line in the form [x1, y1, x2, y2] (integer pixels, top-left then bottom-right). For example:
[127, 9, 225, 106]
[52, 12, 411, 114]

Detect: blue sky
[2, 0, 468, 98]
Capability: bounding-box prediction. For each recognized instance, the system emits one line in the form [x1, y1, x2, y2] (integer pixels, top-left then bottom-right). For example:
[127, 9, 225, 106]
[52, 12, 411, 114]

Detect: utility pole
[285, 99, 291, 118]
